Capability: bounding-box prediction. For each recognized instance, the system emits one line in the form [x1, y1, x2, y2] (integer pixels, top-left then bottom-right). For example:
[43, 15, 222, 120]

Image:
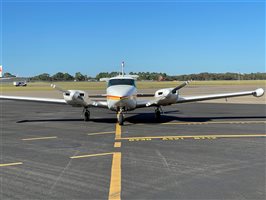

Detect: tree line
[96, 72, 266, 81]
[29, 72, 92, 81]
[4, 71, 266, 81]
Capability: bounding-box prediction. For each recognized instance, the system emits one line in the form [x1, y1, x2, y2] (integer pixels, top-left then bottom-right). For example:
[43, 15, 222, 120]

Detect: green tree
[75, 72, 86, 81]
[52, 72, 65, 81]
[64, 73, 74, 81]
[3, 72, 16, 78]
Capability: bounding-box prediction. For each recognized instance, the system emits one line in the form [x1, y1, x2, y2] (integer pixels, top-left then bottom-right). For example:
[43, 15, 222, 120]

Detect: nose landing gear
[117, 108, 125, 125]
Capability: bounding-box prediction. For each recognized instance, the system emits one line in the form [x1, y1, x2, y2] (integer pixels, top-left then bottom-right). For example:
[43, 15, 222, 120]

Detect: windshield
[108, 79, 135, 87]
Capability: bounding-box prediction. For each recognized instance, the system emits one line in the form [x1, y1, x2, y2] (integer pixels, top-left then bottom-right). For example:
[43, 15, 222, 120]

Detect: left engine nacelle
[154, 88, 178, 105]
[63, 90, 89, 107]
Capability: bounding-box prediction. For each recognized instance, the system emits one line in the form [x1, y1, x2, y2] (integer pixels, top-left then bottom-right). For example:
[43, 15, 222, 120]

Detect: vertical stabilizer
[121, 61, 125, 77]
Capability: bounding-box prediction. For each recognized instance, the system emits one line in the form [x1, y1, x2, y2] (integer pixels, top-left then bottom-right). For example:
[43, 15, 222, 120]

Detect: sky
[1, 0, 265, 77]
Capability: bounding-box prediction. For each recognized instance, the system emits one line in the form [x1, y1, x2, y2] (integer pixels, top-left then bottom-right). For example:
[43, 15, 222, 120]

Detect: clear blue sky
[1, 0, 265, 77]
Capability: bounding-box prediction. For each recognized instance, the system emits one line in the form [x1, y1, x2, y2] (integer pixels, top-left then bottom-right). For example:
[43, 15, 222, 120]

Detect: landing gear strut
[117, 109, 125, 125]
[83, 108, 90, 121]
[155, 106, 162, 120]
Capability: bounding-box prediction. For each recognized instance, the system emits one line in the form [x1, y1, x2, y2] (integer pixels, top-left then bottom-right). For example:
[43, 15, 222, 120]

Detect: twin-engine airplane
[0, 64, 264, 125]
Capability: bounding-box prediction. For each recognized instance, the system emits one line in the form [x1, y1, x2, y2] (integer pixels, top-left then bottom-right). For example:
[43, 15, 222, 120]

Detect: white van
[13, 81, 27, 87]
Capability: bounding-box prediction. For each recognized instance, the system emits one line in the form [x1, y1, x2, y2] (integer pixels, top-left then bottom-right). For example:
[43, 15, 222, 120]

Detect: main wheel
[84, 110, 90, 121]
[155, 109, 161, 120]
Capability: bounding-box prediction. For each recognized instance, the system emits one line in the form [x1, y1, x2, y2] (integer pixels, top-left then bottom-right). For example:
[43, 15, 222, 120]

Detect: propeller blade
[172, 80, 191, 94]
[50, 84, 69, 93]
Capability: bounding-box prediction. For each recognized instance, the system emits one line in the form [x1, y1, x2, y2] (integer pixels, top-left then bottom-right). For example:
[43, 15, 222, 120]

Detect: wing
[137, 88, 264, 107]
[0, 95, 67, 104]
[0, 95, 109, 109]
[176, 88, 264, 104]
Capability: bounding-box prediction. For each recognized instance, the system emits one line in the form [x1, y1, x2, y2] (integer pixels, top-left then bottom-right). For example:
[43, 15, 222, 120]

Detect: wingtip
[253, 88, 264, 97]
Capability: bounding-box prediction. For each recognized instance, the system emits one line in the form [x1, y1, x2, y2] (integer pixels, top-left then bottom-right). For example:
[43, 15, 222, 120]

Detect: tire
[118, 114, 124, 125]
[84, 111, 90, 121]
[155, 110, 161, 120]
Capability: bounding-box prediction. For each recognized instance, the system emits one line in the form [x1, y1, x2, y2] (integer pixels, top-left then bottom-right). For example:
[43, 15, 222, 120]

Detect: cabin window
[108, 79, 135, 87]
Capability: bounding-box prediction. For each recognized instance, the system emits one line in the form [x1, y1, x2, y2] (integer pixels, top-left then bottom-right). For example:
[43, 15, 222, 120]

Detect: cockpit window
[108, 79, 135, 87]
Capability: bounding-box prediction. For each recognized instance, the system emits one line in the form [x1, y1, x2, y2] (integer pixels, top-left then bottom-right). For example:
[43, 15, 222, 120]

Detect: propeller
[172, 80, 192, 94]
[50, 84, 69, 94]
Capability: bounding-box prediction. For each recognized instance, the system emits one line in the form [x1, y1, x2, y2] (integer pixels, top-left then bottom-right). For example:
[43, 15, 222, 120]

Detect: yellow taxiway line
[0, 162, 23, 167]
[87, 131, 115, 136]
[118, 134, 266, 141]
[162, 121, 266, 125]
[115, 123, 122, 139]
[70, 152, 114, 159]
[108, 152, 121, 200]
[22, 136, 57, 141]
[70, 151, 122, 200]
[114, 142, 121, 148]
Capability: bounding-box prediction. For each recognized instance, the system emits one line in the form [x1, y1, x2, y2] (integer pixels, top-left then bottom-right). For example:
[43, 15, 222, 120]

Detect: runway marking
[22, 136, 57, 141]
[115, 123, 122, 139]
[70, 152, 114, 159]
[0, 162, 23, 167]
[88, 131, 115, 136]
[108, 152, 121, 200]
[118, 134, 266, 142]
[114, 142, 121, 148]
[162, 121, 266, 125]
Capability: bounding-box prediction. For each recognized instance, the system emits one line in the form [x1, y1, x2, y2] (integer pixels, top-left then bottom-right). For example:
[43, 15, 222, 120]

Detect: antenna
[121, 61, 125, 77]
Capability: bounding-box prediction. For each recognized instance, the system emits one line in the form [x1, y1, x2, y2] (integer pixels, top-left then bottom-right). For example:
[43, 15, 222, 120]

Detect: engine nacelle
[63, 90, 89, 107]
[154, 88, 178, 105]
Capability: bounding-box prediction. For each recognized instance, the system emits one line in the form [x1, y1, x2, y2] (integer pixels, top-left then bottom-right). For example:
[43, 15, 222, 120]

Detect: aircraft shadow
[16, 113, 266, 124]
[125, 113, 266, 124]
[16, 118, 118, 124]
[16, 119, 84, 123]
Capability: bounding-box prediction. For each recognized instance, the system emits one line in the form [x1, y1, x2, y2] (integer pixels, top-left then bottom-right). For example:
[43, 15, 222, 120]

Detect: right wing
[0, 95, 67, 104]
[0, 95, 109, 108]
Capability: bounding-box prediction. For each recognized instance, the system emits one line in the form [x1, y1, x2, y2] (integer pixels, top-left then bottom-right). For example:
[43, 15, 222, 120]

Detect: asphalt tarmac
[0, 100, 265, 200]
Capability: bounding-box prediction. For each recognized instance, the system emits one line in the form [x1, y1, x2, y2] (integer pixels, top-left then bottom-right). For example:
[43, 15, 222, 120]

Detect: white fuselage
[106, 78, 137, 111]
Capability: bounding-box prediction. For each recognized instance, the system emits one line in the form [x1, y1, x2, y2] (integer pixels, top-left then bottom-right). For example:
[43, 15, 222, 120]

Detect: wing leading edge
[0, 95, 67, 104]
[176, 88, 264, 104]
[0, 95, 108, 108]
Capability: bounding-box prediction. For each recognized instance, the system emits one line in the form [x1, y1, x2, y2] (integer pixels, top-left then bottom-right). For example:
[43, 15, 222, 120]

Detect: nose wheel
[83, 108, 90, 121]
[117, 110, 125, 125]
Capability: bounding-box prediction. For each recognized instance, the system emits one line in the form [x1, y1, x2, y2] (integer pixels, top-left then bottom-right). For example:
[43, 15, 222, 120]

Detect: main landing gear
[83, 108, 90, 121]
[155, 106, 162, 120]
[117, 109, 125, 125]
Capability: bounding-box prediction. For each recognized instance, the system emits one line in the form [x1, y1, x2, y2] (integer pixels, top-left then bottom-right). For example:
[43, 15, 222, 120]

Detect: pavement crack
[48, 150, 79, 194]
[155, 150, 180, 190]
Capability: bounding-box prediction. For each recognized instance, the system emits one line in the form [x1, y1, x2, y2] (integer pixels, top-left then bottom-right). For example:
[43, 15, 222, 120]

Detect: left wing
[136, 88, 264, 108]
[176, 88, 264, 103]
